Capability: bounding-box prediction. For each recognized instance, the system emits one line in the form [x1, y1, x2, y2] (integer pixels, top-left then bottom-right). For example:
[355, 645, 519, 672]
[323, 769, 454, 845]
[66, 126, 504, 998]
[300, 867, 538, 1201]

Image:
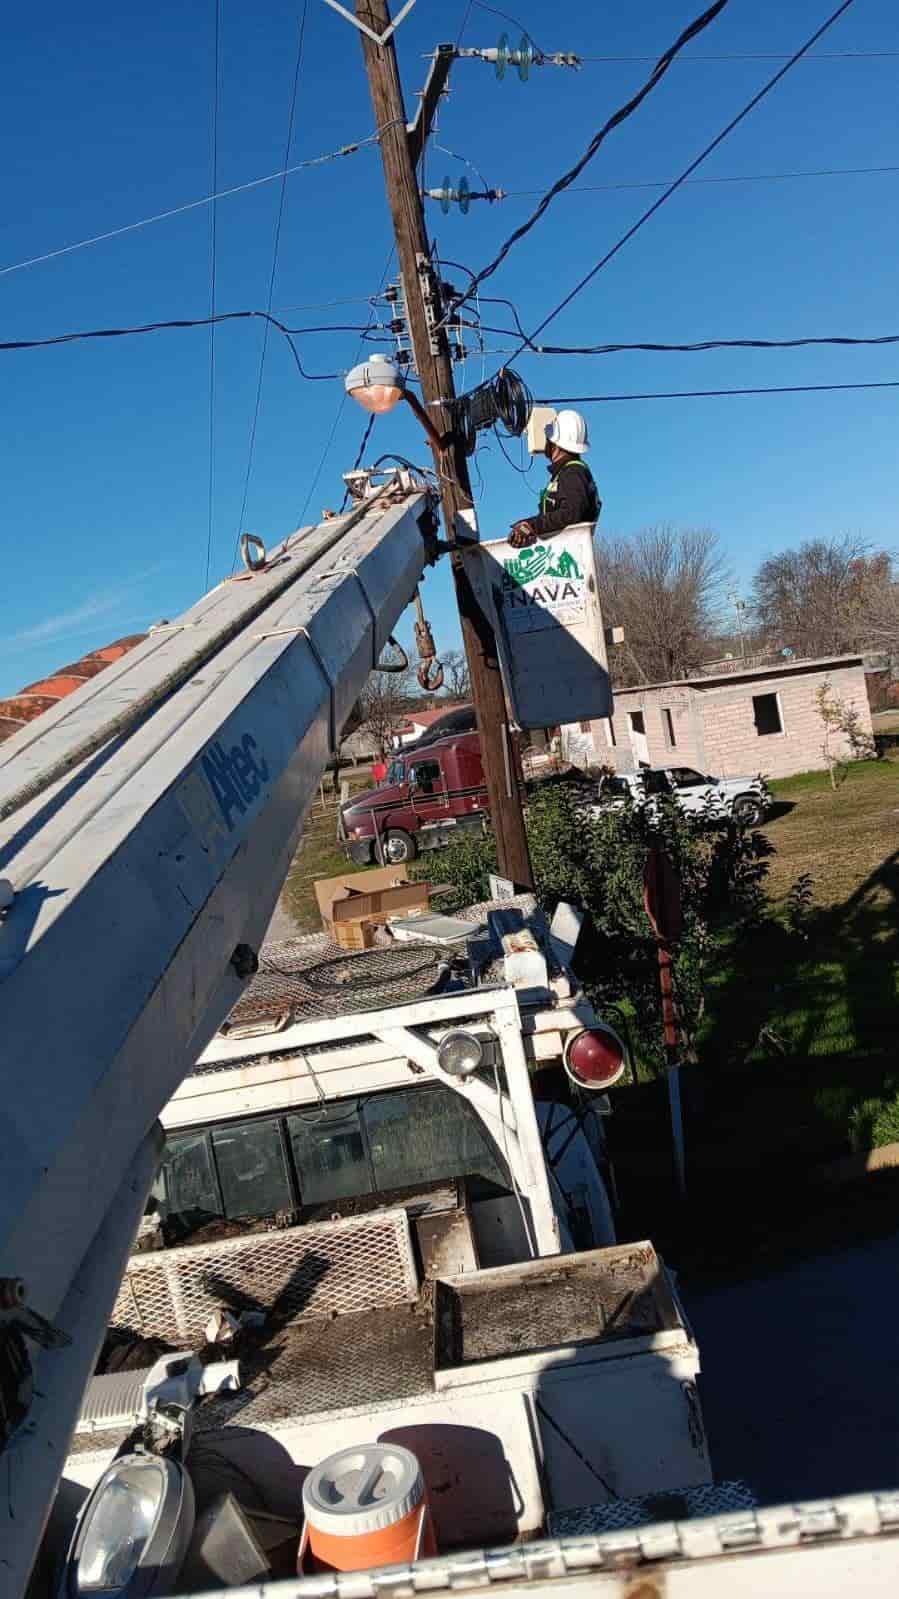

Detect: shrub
[848, 1090, 899, 1152]
[427, 785, 773, 1075]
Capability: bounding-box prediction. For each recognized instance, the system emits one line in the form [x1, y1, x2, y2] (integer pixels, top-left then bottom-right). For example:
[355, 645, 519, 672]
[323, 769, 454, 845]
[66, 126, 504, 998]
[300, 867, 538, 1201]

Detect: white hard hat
[545, 409, 590, 454]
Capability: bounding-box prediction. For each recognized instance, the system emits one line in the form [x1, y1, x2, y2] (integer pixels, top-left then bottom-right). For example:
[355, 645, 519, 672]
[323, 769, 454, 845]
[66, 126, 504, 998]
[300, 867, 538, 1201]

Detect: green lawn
[280, 772, 377, 932]
[697, 753, 899, 1156]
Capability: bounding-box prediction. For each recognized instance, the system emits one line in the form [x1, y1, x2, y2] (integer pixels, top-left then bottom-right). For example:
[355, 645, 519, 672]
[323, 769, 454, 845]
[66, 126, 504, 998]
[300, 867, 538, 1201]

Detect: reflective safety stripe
[539, 460, 599, 521]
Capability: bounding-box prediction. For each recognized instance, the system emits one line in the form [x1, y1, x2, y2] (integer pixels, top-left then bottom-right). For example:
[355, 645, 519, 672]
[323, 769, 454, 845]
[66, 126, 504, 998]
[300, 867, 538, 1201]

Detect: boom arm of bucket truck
[0, 482, 438, 1592]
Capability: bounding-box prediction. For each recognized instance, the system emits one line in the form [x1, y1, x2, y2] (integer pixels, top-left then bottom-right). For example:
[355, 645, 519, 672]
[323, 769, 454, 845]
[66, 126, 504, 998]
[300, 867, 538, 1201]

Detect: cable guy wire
[233, 0, 310, 565]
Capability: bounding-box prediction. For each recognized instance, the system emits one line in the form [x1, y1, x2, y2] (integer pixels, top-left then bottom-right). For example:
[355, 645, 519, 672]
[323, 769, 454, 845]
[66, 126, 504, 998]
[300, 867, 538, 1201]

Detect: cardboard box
[331, 881, 430, 926]
[314, 868, 454, 950]
[315, 866, 413, 926]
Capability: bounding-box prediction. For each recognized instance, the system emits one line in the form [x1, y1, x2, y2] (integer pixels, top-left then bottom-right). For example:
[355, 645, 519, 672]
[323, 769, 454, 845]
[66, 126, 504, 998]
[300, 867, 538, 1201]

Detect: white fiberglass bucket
[463, 523, 613, 730]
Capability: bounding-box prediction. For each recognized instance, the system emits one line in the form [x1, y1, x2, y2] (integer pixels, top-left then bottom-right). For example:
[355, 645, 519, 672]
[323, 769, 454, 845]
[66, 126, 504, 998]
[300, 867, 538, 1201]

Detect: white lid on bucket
[303, 1444, 424, 1537]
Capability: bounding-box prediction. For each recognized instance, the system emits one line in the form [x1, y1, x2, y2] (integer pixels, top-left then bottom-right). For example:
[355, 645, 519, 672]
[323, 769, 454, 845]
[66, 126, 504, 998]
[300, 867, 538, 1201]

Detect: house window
[661, 708, 676, 748]
[629, 711, 646, 735]
[579, 719, 591, 734]
[753, 692, 783, 736]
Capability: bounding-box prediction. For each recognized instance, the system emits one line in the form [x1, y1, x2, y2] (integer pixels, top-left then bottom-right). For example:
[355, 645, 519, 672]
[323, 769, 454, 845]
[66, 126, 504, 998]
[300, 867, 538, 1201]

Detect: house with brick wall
[583, 654, 872, 780]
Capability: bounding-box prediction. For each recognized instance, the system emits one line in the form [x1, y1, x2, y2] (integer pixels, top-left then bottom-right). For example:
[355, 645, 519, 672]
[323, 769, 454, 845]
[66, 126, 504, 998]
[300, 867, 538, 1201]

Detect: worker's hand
[509, 520, 538, 549]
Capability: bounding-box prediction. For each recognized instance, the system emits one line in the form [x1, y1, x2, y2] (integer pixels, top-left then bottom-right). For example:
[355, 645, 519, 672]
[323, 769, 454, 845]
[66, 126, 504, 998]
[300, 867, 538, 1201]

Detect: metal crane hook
[240, 532, 267, 572]
[412, 587, 443, 692]
[417, 659, 444, 692]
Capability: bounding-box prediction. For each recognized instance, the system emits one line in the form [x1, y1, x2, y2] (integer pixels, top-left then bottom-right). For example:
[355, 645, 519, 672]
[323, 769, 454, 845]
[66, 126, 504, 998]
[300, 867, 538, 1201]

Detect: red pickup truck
[338, 732, 489, 864]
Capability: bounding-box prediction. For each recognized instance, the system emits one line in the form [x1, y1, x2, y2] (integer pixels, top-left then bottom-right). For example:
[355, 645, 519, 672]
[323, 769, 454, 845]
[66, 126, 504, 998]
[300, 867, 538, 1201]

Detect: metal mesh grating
[222, 893, 549, 1032]
[111, 1209, 418, 1344]
[195, 1302, 434, 1429]
[547, 1481, 757, 1537]
[224, 937, 449, 1027]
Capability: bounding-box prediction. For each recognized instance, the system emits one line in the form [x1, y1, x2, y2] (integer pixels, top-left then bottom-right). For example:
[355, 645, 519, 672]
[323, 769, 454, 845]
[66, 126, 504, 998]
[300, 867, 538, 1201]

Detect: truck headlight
[63, 1454, 195, 1596]
[437, 1029, 484, 1077]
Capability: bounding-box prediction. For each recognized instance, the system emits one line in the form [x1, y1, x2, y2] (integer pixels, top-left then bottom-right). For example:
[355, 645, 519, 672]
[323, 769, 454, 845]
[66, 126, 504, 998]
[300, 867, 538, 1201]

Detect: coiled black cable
[452, 366, 531, 455]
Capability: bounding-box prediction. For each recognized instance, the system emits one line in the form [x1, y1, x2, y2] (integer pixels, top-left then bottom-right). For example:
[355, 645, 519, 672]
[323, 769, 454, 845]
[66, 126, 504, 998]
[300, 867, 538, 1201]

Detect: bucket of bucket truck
[461, 523, 613, 730]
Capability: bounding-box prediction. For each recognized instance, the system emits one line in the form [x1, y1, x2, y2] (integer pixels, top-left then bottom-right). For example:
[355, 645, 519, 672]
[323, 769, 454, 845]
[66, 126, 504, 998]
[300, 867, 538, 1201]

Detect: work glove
[509, 520, 539, 549]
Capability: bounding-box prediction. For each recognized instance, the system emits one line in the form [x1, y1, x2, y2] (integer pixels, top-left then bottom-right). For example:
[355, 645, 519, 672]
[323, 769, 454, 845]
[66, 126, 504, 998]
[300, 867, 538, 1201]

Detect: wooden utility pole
[354, 0, 533, 888]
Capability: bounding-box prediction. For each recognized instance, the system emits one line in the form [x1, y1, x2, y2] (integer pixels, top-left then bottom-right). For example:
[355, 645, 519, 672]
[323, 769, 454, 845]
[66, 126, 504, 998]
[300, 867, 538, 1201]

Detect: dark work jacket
[528, 457, 601, 539]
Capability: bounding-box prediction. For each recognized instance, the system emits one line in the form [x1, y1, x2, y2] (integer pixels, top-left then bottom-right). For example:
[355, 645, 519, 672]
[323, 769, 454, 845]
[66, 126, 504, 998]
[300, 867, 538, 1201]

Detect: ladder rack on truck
[0, 482, 437, 1591]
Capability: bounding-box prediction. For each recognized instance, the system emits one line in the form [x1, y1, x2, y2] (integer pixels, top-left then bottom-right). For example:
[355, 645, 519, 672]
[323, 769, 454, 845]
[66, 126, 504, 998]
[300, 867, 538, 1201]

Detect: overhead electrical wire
[468, 0, 895, 61]
[204, 0, 223, 590]
[512, 0, 860, 357]
[538, 380, 899, 403]
[297, 247, 396, 526]
[0, 311, 341, 377]
[457, 0, 733, 300]
[502, 163, 899, 198]
[473, 330, 899, 356]
[469, 0, 547, 55]
[576, 50, 899, 62]
[0, 130, 395, 283]
[233, 0, 310, 564]
[11, 311, 898, 379]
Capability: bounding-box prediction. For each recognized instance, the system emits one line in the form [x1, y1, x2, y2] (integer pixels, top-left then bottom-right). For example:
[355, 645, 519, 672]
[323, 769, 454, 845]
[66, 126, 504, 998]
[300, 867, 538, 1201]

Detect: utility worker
[509, 409, 600, 549]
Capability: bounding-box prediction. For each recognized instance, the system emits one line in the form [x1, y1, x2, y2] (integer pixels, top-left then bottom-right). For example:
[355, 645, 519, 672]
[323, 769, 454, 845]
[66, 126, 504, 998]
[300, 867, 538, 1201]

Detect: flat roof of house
[611, 653, 864, 697]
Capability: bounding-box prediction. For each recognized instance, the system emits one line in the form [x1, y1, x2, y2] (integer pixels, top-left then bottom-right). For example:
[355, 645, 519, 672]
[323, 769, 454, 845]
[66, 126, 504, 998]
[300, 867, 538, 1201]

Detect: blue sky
[2, 0, 897, 697]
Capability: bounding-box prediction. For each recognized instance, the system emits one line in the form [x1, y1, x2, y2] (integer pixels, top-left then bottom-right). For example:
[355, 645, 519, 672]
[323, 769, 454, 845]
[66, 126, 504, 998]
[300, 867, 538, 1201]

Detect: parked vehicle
[60, 899, 715, 1581]
[340, 732, 596, 865]
[339, 730, 489, 863]
[399, 702, 477, 752]
[595, 764, 773, 827]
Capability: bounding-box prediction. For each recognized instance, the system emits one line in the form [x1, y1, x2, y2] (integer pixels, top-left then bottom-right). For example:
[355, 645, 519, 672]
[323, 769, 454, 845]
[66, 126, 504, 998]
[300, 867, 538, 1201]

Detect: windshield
[153, 1086, 509, 1243]
[387, 758, 405, 785]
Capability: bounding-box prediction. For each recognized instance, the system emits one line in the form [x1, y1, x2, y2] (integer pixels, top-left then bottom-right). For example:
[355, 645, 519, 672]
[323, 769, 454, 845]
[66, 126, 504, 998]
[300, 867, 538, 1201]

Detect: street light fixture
[344, 353, 406, 415]
[344, 352, 447, 450]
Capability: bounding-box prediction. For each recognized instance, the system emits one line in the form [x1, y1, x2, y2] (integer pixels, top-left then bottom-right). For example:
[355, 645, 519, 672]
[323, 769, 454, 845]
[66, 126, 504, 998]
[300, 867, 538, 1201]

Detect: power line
[503, 163, 899, 197]
[469, 0, 547, 55]
[233, 0, 310, 564]
[479, 330, 899, 356]
[204, 0, 223, 590]
[538, 380, 899, 403]
[576, 50, 899, 61]
[0, 130, 391, 282]
[0, 310, 340, 377]
[458, 0, 732, 299]
[514, 0, 860, 355]
[296, 247, 396, 527]
[455, 0, 477, 46]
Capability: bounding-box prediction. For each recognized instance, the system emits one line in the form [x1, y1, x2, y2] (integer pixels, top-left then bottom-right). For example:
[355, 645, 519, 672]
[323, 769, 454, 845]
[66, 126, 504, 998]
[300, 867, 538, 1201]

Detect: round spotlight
[437, 1029, 484, 1078]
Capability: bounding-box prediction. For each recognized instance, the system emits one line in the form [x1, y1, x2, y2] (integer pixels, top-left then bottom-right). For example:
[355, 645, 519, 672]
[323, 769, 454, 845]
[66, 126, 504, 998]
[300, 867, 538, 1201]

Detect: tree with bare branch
[440, 648, 471, 701]
[752, 535, 897, 658]
[596, 525, 725, 686]
[351, 662, 418, 759]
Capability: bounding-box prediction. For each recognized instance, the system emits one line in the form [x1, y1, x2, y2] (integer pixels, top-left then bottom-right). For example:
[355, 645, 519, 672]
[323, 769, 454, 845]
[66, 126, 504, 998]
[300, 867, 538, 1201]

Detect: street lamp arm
[402, 386, 453, 451]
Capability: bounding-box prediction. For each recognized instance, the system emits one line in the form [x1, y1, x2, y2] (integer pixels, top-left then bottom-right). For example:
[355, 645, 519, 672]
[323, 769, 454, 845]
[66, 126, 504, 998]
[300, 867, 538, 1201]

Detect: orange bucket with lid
[300, 1443, 436, 1573]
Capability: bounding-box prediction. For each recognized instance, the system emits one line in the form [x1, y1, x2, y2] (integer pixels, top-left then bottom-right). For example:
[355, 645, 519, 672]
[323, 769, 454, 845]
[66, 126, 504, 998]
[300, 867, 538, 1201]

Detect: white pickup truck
[44, 896, 899, 1598]
[595, 765, 773, 827]
[48, 896, 717, 1592]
